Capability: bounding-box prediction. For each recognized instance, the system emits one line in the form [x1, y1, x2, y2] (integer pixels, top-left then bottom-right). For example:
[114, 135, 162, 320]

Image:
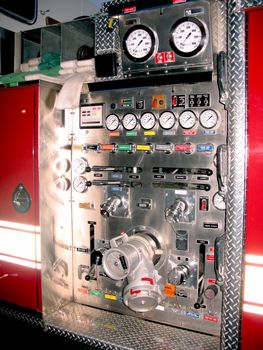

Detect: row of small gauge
[105, 109, 219, 131]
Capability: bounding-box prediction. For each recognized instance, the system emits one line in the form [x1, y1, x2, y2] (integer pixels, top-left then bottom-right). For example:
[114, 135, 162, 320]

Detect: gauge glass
[73, 176, 88, 193]
[159, 111, 177, 130]
[140, 112, 156, 130]
[200, 109, 218, 129]
[179, 111, 197, 129]
[123, 25, 157, 62]
[122, 113, 137, 130]
[213, 192, 226, 210]
[170, 17, 206, 57]
[73, 158, 88, 174]
[105, 114, 120, 131]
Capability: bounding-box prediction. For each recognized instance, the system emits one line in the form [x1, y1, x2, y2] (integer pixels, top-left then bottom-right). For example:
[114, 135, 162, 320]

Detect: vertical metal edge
[221, 1, 247, 349]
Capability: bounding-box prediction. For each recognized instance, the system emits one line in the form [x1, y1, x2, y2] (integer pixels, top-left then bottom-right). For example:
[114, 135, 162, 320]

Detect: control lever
[214, 235, 225, 289]
[217, 51, 228, 105]
[85, 251, 103, 281]
[216, 144, 228, 195]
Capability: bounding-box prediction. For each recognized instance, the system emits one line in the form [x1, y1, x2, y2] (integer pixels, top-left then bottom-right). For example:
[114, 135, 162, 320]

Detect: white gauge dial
[105, 114, 120, 131]
[170, 17, 206, 57]
[179, 111, 197, 129]
[159, 111, 177, 130]
[123, 25, 157, 62]
[213, 192, 226, 210]
[122, 113, 137, 130]
[140, 112, 156, 130]
[200, 109, 218, 129]
[73, 176, 88, 193]
[73, 158, 88, 174]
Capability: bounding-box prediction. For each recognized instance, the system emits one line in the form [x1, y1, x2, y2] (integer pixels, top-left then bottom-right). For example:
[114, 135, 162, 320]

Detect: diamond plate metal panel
[102, 0, 133, 13]
[238, 0, 263, 10]
[221, 1, 247, 349]
[0, 302, 43, 328]
[46, 303, 220, 350]
[211, 0, 227, 53]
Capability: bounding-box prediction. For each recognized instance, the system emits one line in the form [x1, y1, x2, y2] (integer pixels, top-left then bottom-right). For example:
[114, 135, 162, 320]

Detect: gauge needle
[133, 39, 143, 52]
[183, 32, 192, 43]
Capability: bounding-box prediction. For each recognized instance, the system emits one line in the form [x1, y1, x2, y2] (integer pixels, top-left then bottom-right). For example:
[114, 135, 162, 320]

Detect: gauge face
[73, 176, 88, 193]
[170, 17, 206, 57]
[105, 114, 120, 131]
[213, 192, 226, 210]
[123, 24, 157, 62]
[122, 113, 137, 130]
[73, 158, 88, 174]
[159, 111, 177, 130]
[140, 112, 156, 130]
[179, 110, 197, 129]
[200, 109, 218, 129]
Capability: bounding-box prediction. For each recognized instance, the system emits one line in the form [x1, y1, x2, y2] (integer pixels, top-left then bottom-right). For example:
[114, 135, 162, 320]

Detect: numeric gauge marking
[73, 158, 88, 174]
[105, 114, 120, 131]
[122, 113, 137, 130]
[213, 192, 226, 210]
[123, 24, 157, 62]
[179, 110, 197, 129]
[140, 112, 156, 130]
[159, 111, 177, 130]
[73, 176, 89, 193]
[200, 109, 218, 129]
[170, 17, 206, 57]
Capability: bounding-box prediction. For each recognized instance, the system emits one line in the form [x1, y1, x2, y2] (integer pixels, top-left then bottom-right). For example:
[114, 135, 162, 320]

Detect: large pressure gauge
[122, 113, 138, 130]
[213, 192, 226, 210]
[199, 109, 218, 129]
[73, 158, 89, 174]
[123, 24, 157, 62]
[140, 112, 156, 130]
[170, 17, 206, 57]
[73, 176, 89, 193]
[105, 114, 120, 131]
[179, 110, 197, 129]
[159, 111, 177, 130]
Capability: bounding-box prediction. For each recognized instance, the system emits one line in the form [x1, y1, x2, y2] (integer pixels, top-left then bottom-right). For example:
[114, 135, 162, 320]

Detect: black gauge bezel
[159, 111, 177, 130]
[105, 114, 120, 131]
[169, 17, 206, 58]
[123, 24, 157, 63]
[122, 113, 138, 130]
[199, 109, 218, 129]
[178, 110, 197, 129]
[140, 112, 157, 130]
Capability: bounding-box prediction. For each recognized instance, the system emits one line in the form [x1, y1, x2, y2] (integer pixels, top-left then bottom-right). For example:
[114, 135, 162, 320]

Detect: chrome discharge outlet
[102, 232, 162, 313]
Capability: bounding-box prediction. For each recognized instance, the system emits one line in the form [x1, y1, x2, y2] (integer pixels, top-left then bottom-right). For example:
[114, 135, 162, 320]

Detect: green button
[117, 144, 133, 151]
[90, 290, 103, 297]
[126, 131, 138, 137]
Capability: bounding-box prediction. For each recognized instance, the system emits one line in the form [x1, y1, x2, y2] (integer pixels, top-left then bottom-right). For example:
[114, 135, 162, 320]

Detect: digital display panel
[80, 104, 103, 128]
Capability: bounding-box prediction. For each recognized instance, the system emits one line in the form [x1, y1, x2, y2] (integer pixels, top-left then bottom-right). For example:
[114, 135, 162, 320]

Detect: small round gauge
[213, 192, 226, 210]
[73, 176, 88, 193]
[123, 24, 157, 62]
[122, 113, 137, 130]
[140, 112, 156, 130]
[179, 110, 197, 129]
[105, 114, 120, 131]
[170, 17, 206, 57]
[200, 109, 218, 129]
[159, 111, 177, 130]
[73, 158, 88, 174]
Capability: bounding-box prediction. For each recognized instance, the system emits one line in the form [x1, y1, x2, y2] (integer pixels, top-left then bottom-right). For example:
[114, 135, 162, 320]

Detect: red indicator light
[123, 6, 136, 13]
[207, 279, 216, 284]
[207, 255, 215, 261]
[204, 314, 219, 323]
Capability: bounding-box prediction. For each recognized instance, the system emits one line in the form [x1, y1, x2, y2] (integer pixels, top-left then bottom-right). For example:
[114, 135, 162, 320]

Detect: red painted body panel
[242, 8, 263, 350]
[0, 84, 41, 311]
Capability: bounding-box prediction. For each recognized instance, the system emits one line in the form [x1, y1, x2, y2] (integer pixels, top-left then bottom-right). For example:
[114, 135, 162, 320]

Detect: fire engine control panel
[65, 79, 227, 335]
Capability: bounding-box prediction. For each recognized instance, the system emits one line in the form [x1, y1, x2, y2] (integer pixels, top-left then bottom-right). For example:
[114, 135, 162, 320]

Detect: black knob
[77, 45, 94, 60]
